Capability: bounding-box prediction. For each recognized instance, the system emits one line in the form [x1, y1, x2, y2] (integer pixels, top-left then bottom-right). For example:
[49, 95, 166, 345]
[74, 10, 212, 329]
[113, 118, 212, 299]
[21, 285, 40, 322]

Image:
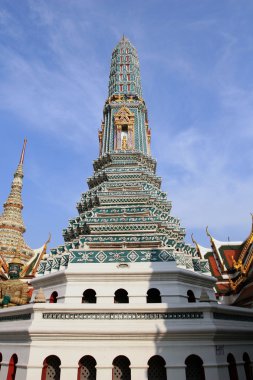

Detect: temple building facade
[0, 37, 253, 380]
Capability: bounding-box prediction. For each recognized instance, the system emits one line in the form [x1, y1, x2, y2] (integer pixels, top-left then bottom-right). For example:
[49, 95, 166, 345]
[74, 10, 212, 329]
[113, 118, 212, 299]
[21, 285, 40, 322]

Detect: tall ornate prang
[98, 36, 151, 155]
[38, 38, 210, 277]
[0, 140, 49, 281]
[0, 139, 34, 263]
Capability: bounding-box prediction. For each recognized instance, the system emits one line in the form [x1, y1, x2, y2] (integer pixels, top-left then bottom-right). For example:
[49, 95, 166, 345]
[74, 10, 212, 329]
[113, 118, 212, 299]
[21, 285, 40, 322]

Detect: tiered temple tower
[0, 141, 49, 280]
[0, 140, 34, 263]
[37, 36, 210, 275]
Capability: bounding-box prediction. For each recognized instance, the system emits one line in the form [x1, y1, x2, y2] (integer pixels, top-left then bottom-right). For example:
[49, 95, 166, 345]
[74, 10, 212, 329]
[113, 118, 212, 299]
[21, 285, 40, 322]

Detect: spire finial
[191, 233, 197, 246]
[19, 139, 27, 165]
[206, 226, 211, 239]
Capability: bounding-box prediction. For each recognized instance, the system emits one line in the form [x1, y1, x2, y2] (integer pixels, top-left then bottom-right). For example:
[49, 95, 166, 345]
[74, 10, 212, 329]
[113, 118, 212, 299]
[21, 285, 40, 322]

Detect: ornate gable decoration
[114, 106, 135, 127]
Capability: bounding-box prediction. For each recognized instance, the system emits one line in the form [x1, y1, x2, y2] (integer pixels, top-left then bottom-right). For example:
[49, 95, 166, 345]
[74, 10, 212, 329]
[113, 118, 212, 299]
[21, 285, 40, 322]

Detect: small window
[114, 289, 129, 303]
[6, 354, 18, 380]
[243, 352, 253, 380]
[0, 352, 2, 371]
[148, 355, 167, 380]
[147, 288, 162, 303]
[41, 355, 61, 380]
[112, 356, 131, 380]
[82, 289, 96, 304]
[49, 291, 58, 304]
[227, 353, 239, 380]
[78, 355, 97, 380]
[185, 354, 205, 380]
[187, 290, 196, 303]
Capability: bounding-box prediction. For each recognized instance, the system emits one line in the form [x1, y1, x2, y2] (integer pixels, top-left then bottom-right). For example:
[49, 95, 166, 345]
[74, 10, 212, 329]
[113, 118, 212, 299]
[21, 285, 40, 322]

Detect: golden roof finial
[19, 138, 27, 165]
[191, 233, 197, 246]
[21, 233, 51, 277]
[206, 226, 212, 239]
[45, 232, 51, 246]
[191, 233, 202, 259]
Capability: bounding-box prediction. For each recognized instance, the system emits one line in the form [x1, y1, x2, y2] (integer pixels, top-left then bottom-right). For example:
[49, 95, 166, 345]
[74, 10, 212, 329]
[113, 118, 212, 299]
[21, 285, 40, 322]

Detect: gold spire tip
[191, 233, 197, 246]
[206, 226, 212, 239]
[19, 138, 27, 165]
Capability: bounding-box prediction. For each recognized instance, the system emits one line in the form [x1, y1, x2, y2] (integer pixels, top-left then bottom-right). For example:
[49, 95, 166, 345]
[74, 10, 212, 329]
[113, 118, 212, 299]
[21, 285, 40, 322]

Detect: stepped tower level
[37, 36, 210, 274]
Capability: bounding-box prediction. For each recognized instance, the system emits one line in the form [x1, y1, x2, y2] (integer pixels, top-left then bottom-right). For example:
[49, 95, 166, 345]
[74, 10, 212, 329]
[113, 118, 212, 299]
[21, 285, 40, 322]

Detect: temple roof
[193, 221, 253, 306]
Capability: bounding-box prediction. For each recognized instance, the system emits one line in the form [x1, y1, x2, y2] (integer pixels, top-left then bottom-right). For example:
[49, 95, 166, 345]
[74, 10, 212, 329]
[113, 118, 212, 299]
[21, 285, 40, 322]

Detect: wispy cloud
[0, 2, 107, 150]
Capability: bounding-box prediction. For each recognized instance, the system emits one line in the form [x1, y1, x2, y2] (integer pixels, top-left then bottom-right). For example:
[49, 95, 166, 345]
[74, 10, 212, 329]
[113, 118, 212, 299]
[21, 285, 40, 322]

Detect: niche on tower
[114, 106, 135, 151]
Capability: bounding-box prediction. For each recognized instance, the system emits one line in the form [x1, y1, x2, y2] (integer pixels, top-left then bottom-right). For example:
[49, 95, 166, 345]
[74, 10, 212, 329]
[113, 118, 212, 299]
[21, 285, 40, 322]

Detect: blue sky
[0, 0, 253, 251]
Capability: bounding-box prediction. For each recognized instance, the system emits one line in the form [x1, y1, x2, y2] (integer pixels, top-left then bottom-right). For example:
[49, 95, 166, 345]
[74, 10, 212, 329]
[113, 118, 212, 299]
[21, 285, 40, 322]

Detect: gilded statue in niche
[114, 106, 135, 150]
[122, 136, 127, 150]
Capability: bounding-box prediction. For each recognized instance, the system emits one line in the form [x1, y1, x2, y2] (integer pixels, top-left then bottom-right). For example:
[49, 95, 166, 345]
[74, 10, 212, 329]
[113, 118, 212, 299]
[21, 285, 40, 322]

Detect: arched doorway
[41, 355, 61, 380]
[243, 352, 253, 380]
[112, 355, 131, 380]
[187, 290, 196, 303]
[82, 289, 96, 304]
[148, 355, 167, 380]
[77, 355, 96, 380]
[6, 354, 18, 380]
[185, 354, 205, 380]
[147, 288, 162, 303]
[227, 353, 238, 380]
[49, 291, 58, 303]
[114, 289, 129, 303]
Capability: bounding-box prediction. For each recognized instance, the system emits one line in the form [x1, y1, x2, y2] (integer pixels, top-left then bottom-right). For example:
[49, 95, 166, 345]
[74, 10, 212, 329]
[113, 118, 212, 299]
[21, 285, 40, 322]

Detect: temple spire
[108, 36, 142, 98]
[0, 140, 33, 263]
[99, 37, 151, 156]
[19, 138, 27, 165]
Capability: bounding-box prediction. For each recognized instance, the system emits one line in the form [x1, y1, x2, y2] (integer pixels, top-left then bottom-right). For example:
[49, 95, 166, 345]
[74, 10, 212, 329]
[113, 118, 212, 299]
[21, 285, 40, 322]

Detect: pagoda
[37, 36, 210, 277]
[0, 140, 48, 280]
[0, 37, 253, 380]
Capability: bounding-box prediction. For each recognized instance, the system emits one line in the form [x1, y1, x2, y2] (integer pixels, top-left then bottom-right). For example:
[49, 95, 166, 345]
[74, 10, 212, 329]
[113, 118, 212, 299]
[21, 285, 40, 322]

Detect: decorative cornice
[42, 311, 203, 320]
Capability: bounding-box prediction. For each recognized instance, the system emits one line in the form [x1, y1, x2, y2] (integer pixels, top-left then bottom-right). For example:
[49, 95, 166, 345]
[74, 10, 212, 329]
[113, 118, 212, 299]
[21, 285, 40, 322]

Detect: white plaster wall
[31, 261, 217, 306]
[12, 337, 253, 380]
